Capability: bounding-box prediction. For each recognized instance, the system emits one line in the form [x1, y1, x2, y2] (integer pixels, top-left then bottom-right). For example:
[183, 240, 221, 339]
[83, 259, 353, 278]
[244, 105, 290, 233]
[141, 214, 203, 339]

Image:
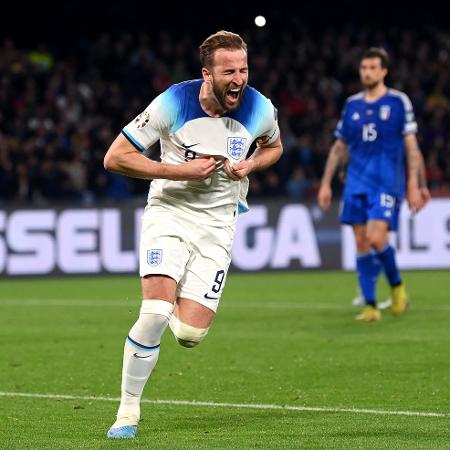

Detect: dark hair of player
[199, 30, 247, 69]
[361, 47, 390, 68]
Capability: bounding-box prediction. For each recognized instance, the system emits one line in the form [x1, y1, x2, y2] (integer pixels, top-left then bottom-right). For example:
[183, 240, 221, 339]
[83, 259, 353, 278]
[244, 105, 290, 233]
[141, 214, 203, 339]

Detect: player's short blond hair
[199, 30, 247, 69]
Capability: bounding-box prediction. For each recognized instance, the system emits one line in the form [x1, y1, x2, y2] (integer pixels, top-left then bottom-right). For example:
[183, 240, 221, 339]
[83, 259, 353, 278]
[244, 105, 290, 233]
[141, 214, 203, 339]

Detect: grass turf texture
[0, 271, 449, 449]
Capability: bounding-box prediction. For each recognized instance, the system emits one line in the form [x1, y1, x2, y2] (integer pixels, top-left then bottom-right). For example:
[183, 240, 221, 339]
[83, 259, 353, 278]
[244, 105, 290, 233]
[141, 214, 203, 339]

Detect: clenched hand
[224, 159, 255, 180]
[171, 157, 216, 181]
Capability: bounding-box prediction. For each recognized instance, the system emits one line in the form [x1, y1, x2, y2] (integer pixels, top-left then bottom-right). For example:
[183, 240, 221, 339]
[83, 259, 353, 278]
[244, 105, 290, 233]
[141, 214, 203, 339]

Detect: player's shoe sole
[377, 297, 392, 310]
[107, 414, 139, 439]
[354, 306, 381, 322]
[352, 296, 365, 307]
[352, 296, 392, 309]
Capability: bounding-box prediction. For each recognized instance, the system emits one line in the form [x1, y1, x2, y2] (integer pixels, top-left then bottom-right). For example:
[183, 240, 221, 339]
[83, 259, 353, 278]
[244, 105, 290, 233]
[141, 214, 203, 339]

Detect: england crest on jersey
[380, 105, 391, 120]
[147, 249, 163, 266]
[227, 137, 246, 160]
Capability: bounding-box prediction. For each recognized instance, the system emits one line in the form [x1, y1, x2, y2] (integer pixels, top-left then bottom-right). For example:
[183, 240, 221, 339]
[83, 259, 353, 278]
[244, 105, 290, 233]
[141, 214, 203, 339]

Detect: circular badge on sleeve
[134, 110, 150, 129]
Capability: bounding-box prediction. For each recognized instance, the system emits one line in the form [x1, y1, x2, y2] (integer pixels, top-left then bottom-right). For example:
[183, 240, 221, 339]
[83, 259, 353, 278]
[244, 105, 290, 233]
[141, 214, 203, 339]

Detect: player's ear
[202, 67, 212, 83]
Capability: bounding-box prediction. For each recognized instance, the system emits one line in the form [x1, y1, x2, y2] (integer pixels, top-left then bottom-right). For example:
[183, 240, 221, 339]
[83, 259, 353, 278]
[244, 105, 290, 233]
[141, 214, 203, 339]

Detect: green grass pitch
[0, 270, 449, 449]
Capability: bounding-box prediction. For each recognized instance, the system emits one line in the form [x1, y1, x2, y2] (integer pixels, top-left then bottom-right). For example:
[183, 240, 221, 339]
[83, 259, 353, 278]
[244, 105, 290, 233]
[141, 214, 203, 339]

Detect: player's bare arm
[414, 143, 431, 204]
[223, 136, 283, 180]
[104, 133, 216, 181]
[404, 134, 430, 213]
[318, 138, 348, 210]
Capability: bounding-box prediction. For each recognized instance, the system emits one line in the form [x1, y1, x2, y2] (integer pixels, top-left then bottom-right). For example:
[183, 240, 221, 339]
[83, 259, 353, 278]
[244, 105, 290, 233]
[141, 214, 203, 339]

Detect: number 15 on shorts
[380, 193, 395, 208]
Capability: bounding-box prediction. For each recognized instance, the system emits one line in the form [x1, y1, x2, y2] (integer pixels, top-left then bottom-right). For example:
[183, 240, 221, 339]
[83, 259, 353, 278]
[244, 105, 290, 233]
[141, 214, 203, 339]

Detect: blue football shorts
[340, 192, 401, 231]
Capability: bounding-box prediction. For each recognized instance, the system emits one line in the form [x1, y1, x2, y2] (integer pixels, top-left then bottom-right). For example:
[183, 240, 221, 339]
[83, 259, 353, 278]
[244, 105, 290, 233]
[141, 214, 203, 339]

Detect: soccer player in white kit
[104, 30, 283, 439]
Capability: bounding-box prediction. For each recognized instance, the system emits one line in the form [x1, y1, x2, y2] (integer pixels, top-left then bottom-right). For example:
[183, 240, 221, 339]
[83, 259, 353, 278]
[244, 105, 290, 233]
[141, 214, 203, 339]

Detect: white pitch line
[0, 391, 448, 418]
[0, 298, 345, 309]
[2, 298, 450, 311]
[0, 299, 132, 308]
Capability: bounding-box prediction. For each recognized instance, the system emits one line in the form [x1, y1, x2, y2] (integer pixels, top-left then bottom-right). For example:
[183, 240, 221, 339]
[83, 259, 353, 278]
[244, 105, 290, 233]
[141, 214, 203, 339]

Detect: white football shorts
[139, 204, 235, 312]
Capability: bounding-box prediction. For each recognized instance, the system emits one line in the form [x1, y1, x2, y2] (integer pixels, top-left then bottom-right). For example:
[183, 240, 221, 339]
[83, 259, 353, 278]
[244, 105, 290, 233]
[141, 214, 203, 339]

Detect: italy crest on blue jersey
[334, 89, 417, 199]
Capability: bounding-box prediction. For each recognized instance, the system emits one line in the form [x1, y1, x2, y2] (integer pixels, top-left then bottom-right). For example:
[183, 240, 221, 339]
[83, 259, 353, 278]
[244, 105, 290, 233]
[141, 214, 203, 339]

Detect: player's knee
[367, 233, 386, 251]
[355, 239, 371, 253]
[169, 315, 209, 348]
[354, 232, 370, 253]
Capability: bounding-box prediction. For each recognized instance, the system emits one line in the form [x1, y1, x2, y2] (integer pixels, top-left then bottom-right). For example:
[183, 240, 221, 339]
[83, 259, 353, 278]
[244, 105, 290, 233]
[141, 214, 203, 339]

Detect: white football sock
[117, 299, 174, 419]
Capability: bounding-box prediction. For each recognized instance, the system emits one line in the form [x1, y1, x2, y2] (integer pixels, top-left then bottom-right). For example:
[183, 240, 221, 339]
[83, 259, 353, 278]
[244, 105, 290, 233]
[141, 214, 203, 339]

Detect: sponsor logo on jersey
[134, 111, 150, 129]
[351, 112, 360, 120]
[380, 105, 391, 120]
[147, 249, 163, 266]
[227, 137, 246, 160]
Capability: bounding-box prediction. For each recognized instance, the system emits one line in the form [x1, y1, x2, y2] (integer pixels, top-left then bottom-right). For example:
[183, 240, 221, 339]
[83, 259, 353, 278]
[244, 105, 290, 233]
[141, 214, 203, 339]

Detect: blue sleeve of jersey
[121, 85, 181, 150]
[155, 86, 182, 133]
[400, 94, 418, 135]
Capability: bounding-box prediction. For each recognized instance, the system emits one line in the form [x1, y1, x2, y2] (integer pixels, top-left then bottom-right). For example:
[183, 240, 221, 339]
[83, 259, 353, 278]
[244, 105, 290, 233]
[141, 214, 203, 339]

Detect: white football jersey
[122, 79, 279, 225]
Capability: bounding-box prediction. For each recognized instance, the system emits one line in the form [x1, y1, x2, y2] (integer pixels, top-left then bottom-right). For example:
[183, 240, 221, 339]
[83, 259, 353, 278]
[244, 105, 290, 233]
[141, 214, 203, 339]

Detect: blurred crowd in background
[1, 22, 450, 206]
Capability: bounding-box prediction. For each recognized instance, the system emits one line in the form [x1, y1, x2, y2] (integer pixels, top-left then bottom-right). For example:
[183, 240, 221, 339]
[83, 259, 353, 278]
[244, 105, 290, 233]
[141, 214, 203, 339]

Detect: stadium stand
[1, 24, 449, 204]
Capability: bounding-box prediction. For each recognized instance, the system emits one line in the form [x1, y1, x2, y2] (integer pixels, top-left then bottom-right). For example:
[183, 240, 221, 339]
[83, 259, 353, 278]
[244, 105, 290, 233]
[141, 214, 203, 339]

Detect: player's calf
[169, 315, 209, 348]
[107, 299, 174, 439]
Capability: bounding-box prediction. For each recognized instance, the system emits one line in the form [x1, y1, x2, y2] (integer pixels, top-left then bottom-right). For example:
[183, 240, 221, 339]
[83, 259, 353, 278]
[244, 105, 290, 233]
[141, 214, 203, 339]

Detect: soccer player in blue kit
[318, 47, 429, 322]
[103, 31, 282, 438]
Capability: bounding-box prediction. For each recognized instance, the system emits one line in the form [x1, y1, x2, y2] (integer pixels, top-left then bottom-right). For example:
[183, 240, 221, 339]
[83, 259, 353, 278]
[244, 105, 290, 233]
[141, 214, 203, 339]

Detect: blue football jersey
[335, 89, 417, 198]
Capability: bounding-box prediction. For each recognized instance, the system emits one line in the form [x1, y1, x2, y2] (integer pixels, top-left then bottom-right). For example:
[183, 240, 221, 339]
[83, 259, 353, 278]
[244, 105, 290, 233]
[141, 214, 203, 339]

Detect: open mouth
[225, 88, 241, 103]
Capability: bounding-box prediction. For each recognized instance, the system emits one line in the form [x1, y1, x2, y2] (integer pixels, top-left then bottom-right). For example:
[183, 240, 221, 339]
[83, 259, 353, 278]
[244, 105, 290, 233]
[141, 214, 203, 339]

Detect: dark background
[3, 1, 448, 43]
[1, 1, 449, 205]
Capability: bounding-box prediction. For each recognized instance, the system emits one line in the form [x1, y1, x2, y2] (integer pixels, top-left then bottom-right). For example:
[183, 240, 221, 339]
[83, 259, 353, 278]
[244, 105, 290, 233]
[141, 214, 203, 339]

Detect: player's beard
[363, 79, 381, 90]
[212, 82, 245, 112]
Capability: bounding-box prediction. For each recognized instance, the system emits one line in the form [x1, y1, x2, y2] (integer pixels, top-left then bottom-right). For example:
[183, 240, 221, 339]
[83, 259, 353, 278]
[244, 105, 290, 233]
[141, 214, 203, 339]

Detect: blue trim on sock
[127, 335, 160, 351]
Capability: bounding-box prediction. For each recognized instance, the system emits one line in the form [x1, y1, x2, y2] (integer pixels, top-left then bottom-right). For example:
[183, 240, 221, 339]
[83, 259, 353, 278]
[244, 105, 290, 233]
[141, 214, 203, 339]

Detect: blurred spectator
[285, 166, 312, 200]
[1, 23, 449, 205]
[426, 149, 445, 190]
